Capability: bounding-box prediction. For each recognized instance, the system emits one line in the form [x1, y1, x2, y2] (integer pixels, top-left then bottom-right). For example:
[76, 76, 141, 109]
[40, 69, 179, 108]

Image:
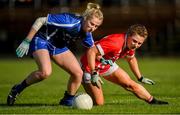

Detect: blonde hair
[82, 3, 103, 21]
[127, 24, 148, 39]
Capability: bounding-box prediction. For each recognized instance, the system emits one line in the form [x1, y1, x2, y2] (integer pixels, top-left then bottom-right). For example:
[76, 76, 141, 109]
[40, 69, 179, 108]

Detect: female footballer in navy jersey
[7, 3, 103, 106]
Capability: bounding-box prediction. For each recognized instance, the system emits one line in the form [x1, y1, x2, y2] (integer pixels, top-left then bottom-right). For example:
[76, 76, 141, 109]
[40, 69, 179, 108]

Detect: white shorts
[83, 63, 119, 84]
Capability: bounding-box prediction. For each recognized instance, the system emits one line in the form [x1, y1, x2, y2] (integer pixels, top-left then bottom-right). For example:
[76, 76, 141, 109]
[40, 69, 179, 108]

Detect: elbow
[32, 17, 46, 31]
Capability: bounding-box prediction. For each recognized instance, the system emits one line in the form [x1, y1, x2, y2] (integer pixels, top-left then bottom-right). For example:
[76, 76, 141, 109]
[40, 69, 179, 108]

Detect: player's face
[127, 34, 145, 50]
[83, 16, 102, 32]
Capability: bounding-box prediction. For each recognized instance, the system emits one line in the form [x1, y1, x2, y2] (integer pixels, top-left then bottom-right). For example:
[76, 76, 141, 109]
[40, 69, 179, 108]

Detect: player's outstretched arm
[127, 57, 155, 85]
[16, 17, 46, 57]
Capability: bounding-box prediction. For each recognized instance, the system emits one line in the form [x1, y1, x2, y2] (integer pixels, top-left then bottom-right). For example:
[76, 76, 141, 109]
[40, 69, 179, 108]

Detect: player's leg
[7, 49, 52, 106]
[104, 67, 152, 101]
[26, 49, 52, 84]
[81, 62, 120, 105]
[82, 72, 104, 105]
[104, 67, 168, 104]
[52, 50, 83, 106]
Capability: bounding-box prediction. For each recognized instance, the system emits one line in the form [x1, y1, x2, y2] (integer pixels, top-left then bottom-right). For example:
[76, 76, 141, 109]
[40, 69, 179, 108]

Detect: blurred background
[0, 0, 179, 57]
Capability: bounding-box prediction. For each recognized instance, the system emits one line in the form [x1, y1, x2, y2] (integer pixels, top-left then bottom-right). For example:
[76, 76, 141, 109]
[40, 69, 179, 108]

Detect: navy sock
[149, 97, 168, 104]
[15, 80, 28, 93]
[64, 91, 75, 98]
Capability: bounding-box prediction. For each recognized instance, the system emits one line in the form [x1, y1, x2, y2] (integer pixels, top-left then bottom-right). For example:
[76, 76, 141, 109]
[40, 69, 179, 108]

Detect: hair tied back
[87, 3, 100, 10]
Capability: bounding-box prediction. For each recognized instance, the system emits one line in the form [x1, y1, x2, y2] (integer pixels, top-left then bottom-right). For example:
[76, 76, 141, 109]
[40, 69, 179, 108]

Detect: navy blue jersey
[35, 13, 94, 48]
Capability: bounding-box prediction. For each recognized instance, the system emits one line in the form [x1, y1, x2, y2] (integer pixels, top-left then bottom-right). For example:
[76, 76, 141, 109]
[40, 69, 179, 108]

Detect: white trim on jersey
[100, 63, 119, 77]
[126, 53, 135, 58]
[47, 21, 81, 27]
[82, 63, 119, 84]
[96, 44, 104, 56]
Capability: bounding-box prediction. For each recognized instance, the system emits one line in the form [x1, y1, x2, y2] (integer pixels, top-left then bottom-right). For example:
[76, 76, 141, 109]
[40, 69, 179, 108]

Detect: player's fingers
[99, 78, 104, 84]
[16, 48, 23, 57]
[19, 48, 25, 57]
[16, 47, 20, 53]
[16, 48, 20, 56]
[25, 48, 29, 55]
[146, 82, 152, 85]
[149, 80, 155, 85]
[147, 79, 155, 85]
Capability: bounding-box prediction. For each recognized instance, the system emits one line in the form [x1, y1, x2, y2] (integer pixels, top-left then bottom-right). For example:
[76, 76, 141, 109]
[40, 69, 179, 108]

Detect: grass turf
[0, 57, 180, 114]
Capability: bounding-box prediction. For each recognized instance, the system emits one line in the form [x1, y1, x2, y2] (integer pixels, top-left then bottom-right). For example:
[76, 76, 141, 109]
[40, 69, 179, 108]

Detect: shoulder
[48, 13, 82, 23]
[100, 33, 125, 45]
[100, 33, 125, 51]
[101, 33, 124, 41]
[62, 13, 82, 22]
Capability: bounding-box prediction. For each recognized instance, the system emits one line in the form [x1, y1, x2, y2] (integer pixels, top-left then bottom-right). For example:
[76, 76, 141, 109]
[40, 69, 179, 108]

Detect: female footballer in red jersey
[80, 24, 168, 105]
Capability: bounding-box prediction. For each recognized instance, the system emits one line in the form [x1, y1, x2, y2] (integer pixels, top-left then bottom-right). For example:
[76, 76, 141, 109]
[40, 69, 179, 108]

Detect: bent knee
[94, 100, 104, 106]
[123, 81, 139, 91]
[95, 101, 104, 106]
[94, 98, 104, 106]
[38, 70, 52, 80]
[72, 70, 83, 79]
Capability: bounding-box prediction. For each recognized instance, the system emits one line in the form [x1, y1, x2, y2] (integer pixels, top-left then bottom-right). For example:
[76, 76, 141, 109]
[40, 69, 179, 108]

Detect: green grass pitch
[0, 57, 180, 114]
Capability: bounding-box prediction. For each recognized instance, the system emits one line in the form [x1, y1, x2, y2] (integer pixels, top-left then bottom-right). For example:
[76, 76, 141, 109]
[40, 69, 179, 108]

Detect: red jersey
[80, 33, 135, 74]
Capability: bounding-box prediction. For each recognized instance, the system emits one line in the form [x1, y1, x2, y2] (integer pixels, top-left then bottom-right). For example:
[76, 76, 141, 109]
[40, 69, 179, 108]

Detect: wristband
[100, 58, 104, 62]
[91, 70, 97, 75]
[24, 38, 31, 43]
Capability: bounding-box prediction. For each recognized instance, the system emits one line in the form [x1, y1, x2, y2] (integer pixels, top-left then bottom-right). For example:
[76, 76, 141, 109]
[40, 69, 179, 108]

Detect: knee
[93, 97, 104, 106]
[38, 70, 52, 80]
[95, 100, 104, 106]
[123, 81, 138, 91]
[72, 70, 83, 80]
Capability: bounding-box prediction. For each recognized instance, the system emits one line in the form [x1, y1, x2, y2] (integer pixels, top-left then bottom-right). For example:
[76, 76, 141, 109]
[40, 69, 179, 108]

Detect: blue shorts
[29, 36, 69, 55]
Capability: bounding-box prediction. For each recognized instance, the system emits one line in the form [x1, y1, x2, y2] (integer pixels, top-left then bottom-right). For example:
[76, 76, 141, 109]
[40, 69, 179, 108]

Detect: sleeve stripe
[96, 44, 104, 56]
[47, 20, 80, 27]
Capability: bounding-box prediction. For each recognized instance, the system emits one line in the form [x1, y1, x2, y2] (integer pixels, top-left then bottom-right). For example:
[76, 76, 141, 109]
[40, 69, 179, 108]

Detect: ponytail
[82, 3, 103, 21]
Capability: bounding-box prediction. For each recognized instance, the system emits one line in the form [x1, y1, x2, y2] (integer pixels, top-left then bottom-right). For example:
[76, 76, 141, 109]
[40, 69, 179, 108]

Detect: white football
[72, 93, 93, 110]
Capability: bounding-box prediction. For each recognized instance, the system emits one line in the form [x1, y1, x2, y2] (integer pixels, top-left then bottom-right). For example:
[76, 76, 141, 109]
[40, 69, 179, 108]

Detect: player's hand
[100, 57, 113, 66]
[91, 70, 104, 88]
[138, 76, 155, 85]
[16, 38, 31, 58]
